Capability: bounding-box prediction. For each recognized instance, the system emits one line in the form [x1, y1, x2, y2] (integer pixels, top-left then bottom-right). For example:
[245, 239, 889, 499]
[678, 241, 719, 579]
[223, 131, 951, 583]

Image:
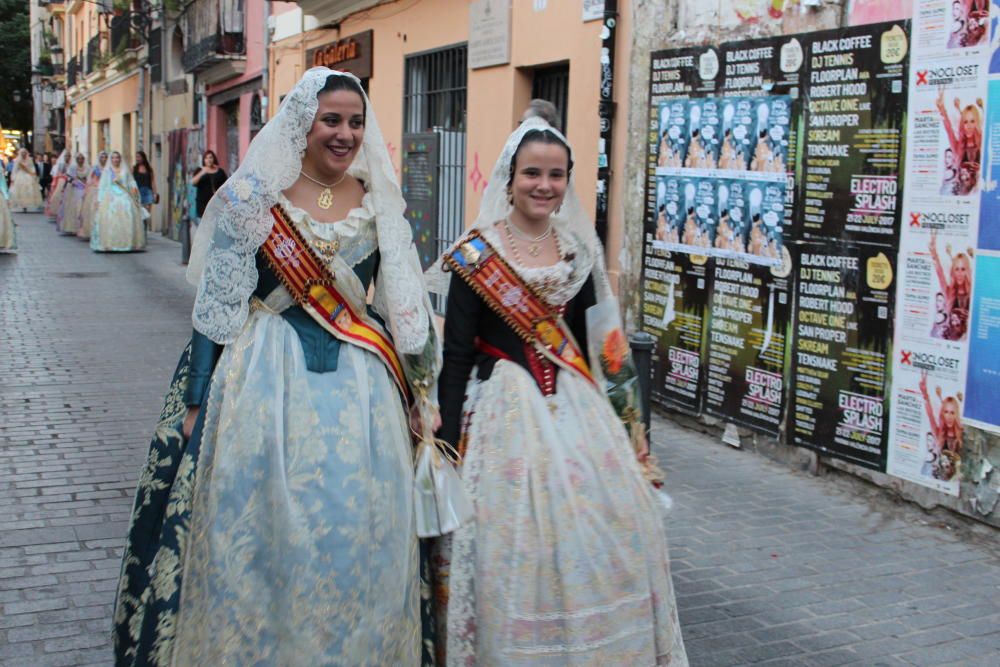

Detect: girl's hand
[635, 428, 650, 462]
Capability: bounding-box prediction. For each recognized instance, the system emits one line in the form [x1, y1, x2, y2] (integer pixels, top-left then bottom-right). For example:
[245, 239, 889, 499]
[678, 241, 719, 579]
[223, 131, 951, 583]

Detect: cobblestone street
[1, 210, 999, 666]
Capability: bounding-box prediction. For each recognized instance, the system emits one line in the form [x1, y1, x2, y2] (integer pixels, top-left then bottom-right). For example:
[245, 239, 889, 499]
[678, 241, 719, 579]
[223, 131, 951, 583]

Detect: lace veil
[186, 67, 432, 354]
[68, 154, 89, 180]
[100, 154, 137, 192]
[53, 150, 70, 177]
[426, 117, 614, 303]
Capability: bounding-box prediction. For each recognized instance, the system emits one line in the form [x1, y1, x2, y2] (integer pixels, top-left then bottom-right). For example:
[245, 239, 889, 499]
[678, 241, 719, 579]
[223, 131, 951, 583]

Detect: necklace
[300, 170, 347, 210]
[504, 217, 552, 258]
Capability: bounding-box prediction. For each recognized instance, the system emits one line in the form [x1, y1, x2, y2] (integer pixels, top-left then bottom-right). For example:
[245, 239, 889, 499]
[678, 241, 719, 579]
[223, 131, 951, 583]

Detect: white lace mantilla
[187, 68, 435, 356]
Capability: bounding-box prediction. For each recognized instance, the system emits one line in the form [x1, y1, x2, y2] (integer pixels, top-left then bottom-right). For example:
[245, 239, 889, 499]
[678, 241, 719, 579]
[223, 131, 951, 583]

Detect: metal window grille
[434, 128, 467, 310]
[403, 44, 468, 312]
[404, 44, 468, 133]
[531, 63, 570, 133]
[149, 27, 163, 84]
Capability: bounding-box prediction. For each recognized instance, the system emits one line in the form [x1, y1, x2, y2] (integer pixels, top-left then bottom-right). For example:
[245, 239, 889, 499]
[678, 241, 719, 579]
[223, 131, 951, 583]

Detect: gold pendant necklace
[504, 217, 553, 258]
[300, 170, 347, 210]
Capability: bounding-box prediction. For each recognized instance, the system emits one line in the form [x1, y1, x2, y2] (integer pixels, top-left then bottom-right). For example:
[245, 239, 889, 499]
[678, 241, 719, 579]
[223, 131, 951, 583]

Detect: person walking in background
[133, 150, 158, 220]
[46, 150, 71, 223]
[58, 153, 89, 236]
[9, 148, 43, 212]
[0, 163, 16, 253]
[91, 151, 146, 252]
[190, 149, 227, 219]
[520, 98, 561, 131]
[78, 151, 107, 241]
[37, 152, 51, 197]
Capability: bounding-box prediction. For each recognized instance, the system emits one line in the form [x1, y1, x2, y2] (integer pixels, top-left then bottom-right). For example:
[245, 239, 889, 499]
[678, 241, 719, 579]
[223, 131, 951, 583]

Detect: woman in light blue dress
[91, 151, 146, 252]
[0, 169, 15, 252]
[114, 69, 440, 666]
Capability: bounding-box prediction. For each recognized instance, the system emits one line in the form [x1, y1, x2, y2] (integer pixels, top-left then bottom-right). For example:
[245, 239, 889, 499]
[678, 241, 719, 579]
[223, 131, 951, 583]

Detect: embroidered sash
[443, 230, 595, 386]
[261, 205, 410, 402]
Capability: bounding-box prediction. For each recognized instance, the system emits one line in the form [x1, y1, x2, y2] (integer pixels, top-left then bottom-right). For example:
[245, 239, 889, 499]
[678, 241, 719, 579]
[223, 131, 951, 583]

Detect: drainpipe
[594, 0, 618, 247]
[262, 0, 270, 121]
[137, 63, 146, 151]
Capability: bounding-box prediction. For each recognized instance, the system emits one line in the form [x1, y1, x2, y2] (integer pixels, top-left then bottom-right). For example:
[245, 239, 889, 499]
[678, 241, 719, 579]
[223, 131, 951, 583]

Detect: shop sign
[307, 30, 374, 80]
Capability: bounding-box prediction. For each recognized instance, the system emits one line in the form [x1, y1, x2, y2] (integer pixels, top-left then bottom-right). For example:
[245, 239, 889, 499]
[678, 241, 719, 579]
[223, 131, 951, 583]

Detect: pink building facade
[187, 0, 297, 172]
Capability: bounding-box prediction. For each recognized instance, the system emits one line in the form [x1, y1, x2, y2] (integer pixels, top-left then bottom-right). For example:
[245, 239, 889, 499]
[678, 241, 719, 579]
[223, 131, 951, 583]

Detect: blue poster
[979, 80, 1000, 251]
[965, 253, 1000, 433]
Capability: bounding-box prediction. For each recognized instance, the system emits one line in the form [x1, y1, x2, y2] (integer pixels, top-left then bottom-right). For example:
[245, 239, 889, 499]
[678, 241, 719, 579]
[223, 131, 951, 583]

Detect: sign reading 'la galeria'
[307, 30, 373, 80]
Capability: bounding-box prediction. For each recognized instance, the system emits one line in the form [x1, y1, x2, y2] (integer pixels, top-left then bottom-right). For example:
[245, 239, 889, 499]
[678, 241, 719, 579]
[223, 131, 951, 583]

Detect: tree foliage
[0, 0, 32, 131]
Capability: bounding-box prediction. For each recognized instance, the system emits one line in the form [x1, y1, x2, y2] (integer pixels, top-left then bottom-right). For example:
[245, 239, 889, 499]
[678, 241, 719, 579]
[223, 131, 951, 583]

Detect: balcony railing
[182, 32, 245, 74]
[110, 11, 132, 54]
[86, 34, 100, 74]
[67, 56, 77, 87]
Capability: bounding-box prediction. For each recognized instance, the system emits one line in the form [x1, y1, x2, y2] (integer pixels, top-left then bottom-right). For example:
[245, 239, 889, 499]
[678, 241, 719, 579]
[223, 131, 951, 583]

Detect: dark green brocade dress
[113, 237, 438, 665]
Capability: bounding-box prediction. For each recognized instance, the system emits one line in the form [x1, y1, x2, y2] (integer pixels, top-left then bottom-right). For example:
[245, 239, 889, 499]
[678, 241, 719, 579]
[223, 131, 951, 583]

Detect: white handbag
[412, 399, 474, 538]
[413, 437, 475, 537]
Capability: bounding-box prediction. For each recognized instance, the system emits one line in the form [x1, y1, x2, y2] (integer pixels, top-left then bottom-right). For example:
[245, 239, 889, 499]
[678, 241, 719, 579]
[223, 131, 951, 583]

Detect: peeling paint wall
[623, 0, 1000, 529]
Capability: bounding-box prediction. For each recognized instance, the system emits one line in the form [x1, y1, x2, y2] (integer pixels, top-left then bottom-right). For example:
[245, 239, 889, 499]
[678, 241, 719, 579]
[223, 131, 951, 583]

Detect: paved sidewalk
[1, 210, 998, 666]
[658, 420, 1000, 666]
[0, 212, 193, 666]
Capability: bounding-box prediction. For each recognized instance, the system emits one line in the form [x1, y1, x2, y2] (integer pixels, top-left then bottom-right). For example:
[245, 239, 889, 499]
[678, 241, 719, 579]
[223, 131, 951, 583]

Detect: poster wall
[639, 15, 997, 497]
[693, 35, 806, 435]
[703, 259, 791, 435]
[642, 47, 719, 413]
[887, 1, 990, 495]
[799, 23, 910, 245]
[964, 253, 1000, 433]
[964, 6, 1000, 434]
[790, 244, 896, 470]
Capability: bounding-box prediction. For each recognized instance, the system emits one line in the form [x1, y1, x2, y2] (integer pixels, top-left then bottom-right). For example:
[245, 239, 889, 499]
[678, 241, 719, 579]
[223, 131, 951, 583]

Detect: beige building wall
[148, 88, 196, 233]
[270, 0, 631, 283]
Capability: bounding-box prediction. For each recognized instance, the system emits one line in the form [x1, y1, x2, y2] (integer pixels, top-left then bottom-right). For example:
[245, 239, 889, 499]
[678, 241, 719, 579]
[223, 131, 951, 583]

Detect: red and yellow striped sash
[443, 230, 594, 386]
[261, 205, 410, 402]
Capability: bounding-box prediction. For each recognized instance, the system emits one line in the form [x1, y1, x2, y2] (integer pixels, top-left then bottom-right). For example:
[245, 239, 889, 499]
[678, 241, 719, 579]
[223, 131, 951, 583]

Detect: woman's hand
[409, 401, 441, 437]
[935, 89, 946, 116]
[919, 370, 929, 398]
[182, 406, 200, 440]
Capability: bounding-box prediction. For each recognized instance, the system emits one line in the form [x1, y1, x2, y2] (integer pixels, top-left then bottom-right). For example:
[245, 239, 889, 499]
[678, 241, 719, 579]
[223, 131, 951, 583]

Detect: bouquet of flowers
[586, 300, 668, 491]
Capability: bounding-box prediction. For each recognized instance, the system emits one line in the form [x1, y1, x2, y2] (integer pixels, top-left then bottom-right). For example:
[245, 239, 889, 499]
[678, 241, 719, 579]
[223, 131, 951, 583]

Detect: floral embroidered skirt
[434, 360, 688, 667]
[114, 311, 428, 666]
